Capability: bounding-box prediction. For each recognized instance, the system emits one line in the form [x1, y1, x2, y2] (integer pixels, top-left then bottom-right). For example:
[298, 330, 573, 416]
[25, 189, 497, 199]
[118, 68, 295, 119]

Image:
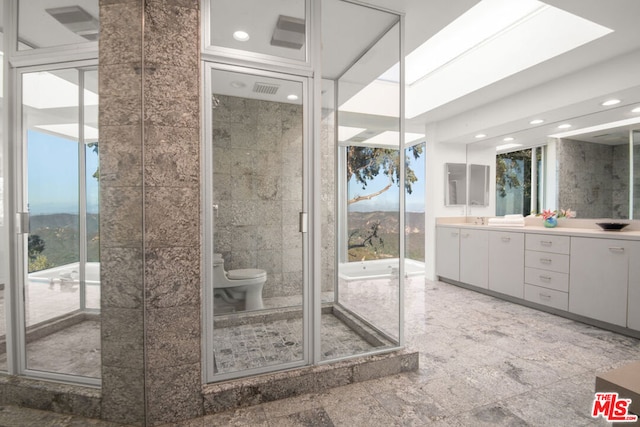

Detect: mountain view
[348, 211, 425, 262]
[28, 213, 100, 272]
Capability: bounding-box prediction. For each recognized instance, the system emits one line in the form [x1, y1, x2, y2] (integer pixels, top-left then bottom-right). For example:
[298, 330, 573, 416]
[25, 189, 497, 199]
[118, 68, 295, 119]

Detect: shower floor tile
[213, 313, 375, 375]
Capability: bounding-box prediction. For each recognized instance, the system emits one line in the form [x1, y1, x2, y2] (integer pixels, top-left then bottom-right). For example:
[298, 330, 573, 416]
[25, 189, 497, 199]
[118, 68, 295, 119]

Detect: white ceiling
[16, 0, 640, 148]
[358, 0, 640, 148]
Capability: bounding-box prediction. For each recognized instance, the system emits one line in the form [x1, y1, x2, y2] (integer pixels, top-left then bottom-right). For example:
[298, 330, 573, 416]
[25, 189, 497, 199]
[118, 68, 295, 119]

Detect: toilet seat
[227, 268, 266, 280]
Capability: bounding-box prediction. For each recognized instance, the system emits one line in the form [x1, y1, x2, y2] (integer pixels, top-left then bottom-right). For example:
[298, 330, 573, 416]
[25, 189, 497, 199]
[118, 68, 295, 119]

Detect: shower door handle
[299, 212, 308, 233]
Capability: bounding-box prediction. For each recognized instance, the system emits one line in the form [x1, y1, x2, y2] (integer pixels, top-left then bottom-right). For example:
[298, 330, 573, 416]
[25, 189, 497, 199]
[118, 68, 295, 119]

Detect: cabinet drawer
[525, 284, 568, 311]
[525, 250, 570, 273]
[525, 267, 569, 292]
[526, 234, 570, 254]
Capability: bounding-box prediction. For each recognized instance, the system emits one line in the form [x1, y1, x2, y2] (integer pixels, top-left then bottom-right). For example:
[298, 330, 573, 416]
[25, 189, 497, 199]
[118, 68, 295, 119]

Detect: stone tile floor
[213, 313, 375, 374]
[1, 277, 639, 425]
[0, 320, 101, 378]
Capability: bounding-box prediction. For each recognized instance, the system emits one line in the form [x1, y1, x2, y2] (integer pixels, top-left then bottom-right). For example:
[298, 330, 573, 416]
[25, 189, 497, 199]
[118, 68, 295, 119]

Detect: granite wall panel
[100, 0, 201, 424]
[212, 94, 304, 300]
[557, 138, 614, 218]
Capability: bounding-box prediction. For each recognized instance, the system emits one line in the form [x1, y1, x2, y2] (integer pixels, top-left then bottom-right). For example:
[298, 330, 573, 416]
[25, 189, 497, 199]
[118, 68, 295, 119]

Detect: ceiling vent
[253, 82, 280, 95]
[271, 15, 305, 50]
[46, 6, 99, 42]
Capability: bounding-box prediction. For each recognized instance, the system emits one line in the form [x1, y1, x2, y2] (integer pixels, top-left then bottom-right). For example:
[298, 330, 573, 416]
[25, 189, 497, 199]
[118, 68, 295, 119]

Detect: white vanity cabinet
[459, 229, 489, 288]
[488, 231, 524, 297]
[435, 224, 640, 334]
[435, 227, 488, 287]
[436, 227, 460, 281]
[524, 234, 570, 310]
[569, 237, 630, 327]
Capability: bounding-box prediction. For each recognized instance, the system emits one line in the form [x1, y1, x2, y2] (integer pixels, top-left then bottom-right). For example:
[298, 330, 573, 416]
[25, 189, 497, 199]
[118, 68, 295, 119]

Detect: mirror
[556, 134, 634, 219]
[554, 126, 640, 219]
[467, 110, 640, 219]
[468, 164, 490, 207]
[445, 163, 466, 206]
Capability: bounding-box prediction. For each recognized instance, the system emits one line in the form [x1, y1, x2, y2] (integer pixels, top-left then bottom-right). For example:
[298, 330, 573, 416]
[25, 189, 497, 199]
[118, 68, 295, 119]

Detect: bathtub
[28, 262, 101, 285]
[338, 258, 424, 281]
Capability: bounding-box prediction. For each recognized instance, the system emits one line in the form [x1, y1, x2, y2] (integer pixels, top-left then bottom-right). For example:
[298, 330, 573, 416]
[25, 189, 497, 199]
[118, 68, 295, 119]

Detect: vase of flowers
[538, 208, 574, 228]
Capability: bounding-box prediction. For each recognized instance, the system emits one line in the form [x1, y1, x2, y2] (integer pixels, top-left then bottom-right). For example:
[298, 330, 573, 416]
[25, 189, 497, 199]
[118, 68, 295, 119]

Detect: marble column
[99, 0, 201, 425]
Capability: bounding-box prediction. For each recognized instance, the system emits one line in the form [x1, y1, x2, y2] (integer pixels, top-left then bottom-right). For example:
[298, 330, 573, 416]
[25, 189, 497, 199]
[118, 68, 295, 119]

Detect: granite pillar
[99, 0, 201, 425]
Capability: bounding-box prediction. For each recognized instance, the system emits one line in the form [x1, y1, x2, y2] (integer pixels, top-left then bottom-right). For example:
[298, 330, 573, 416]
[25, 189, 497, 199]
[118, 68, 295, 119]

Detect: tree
[346, 144, 423, 259]
[347, 145, 423, 205]
[28, 234, 53, 272]
[87, 142, 99, 180]
[28, 234, 46, 261]
[496, 148, 542, 216]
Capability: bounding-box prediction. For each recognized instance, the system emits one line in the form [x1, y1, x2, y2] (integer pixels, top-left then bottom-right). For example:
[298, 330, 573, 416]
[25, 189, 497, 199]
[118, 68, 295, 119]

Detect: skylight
[362, 131, 425, 147]
[340, 0, 613, 120]
[23, 71, 98, 109]
[35, 124, 99, 142]
[338, 126, 366, 141]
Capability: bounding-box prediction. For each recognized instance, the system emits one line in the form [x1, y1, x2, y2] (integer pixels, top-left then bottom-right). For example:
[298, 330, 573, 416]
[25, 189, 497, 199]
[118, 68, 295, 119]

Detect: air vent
[253, 82, 280, 95]
[46, 6, 99, 42]
[271, 15, 305, 50]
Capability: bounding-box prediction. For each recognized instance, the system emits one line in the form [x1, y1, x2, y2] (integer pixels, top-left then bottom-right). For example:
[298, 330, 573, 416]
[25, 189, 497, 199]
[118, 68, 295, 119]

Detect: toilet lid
[227, 268, 266, 280]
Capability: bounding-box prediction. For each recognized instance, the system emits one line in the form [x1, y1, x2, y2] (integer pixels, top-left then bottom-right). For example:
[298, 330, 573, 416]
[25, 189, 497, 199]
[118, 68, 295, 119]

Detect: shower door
[203, 65, 308, 380]
[15, 64, 100, 383]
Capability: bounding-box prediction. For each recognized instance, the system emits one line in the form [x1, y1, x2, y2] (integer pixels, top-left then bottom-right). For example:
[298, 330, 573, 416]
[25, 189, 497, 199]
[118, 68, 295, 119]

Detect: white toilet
[213, 253, 266, 311]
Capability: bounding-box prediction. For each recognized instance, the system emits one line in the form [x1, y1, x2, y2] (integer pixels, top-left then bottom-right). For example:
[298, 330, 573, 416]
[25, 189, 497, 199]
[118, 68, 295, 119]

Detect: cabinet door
[460, 229, 489, 288]
[436, 227, 460, 281]
[628, 242, 640, 330]
[489, 231, 524, 297]
[569, 237, 629, 327]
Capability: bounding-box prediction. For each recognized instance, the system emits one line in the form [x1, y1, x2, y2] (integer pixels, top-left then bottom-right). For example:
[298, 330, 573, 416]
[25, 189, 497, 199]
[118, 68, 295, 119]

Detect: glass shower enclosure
[202, 0, 405, 382]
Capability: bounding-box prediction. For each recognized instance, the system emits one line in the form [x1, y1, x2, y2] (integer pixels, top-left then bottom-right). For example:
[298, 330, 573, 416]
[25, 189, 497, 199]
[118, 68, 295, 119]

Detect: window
[496, 147, 543, 216]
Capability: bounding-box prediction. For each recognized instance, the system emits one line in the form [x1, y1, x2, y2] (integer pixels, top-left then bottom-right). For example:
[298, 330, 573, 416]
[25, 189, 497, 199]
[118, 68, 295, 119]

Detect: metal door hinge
[299, 212, 308, 233]
[16, 212, 29, 234]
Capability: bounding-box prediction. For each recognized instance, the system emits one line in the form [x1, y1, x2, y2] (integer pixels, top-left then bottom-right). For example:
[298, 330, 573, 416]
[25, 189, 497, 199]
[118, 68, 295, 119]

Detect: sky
[27, 130, 99, 215]
[348, 145, 426, 213]
[27, 128, 425, 215]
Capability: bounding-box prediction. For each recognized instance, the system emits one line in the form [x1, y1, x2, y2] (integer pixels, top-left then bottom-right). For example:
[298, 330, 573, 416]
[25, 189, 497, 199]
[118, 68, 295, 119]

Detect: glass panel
[210, 68, 304, 376]
[18, 1, 99, 51]
[22, 68, 100, 378]
[0, 15, 6, 371]
[84, 70, 99, 310]
[322, 0, 401, 361]
[210, 0, 306, 62]
[634, 131, 640, 219]
[405, 142, 425, 264]
[496, 148, 533, 216]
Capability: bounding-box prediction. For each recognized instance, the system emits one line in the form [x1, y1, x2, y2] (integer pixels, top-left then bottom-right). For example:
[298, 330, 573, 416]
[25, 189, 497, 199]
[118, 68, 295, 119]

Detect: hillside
[348, 211, 424, 262]
[29, 213, 100, 269]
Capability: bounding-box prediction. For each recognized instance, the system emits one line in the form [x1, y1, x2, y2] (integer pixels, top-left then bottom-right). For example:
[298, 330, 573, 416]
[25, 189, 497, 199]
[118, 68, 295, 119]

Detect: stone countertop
[436, 219, 640, 241]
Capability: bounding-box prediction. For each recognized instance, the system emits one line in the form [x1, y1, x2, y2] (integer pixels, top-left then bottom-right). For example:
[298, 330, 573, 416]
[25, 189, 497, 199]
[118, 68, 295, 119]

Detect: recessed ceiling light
[558, 123, 572, 129]
[503, 137, 515, 142]
[233, 30, 250, 42]
[601, 99, 621, 106]
[230, 81, 246, 89]
[632, 106, 640, 113]
[287, 94, 299, 101]
[530, 119, 544, 125]
[475, 133, 487, 139]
